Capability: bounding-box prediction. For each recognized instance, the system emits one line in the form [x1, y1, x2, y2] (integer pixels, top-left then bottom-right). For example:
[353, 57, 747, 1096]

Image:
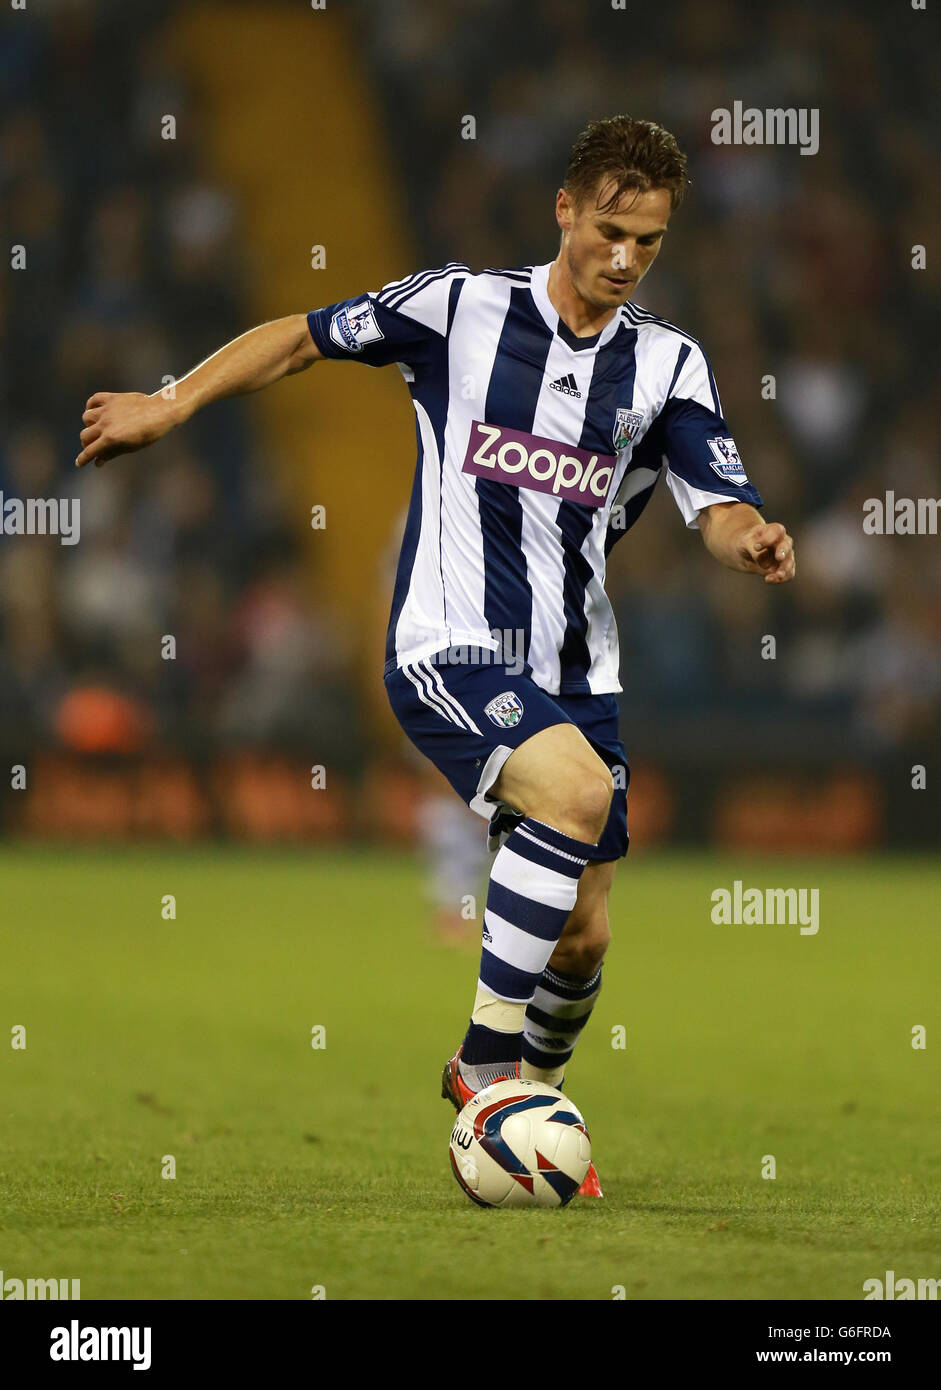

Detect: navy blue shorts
[384, 649, 629, 862]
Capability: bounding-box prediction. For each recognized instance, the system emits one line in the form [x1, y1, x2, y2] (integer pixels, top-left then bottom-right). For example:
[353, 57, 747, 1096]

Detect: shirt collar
[529, 262, 624, 351]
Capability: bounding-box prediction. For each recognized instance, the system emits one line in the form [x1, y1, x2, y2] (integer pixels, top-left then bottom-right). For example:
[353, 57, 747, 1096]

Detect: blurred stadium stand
[0, 0, 937, 847]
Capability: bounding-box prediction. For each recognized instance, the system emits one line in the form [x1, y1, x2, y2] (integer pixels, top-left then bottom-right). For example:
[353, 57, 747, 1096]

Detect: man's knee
[530, 765, 612, 844]
[494, 730, 613, 843]
[568, 765, 614, 843]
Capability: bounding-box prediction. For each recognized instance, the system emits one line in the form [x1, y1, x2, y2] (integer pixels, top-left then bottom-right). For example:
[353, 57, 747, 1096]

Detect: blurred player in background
[76, 116, 795, 1198]
[381, 509, 488, 944]
[417, 765, 489, 944]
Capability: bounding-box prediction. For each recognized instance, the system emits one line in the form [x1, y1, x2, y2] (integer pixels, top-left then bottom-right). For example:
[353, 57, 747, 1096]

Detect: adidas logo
[482, 927, 493, 943]
[548, 374, 581, 398]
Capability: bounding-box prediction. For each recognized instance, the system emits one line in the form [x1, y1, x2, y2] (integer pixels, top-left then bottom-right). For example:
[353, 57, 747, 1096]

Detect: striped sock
[458, 817, 596, 1091]
[521, 964, 603, 1087]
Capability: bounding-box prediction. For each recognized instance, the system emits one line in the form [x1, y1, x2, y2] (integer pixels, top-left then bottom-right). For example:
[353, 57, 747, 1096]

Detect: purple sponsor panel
[462, 421, 616, 508]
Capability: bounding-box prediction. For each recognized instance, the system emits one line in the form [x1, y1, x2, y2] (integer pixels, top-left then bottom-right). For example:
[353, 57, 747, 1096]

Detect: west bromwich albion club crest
[613, 407, 644, 450]
[484, 692, 524, 729]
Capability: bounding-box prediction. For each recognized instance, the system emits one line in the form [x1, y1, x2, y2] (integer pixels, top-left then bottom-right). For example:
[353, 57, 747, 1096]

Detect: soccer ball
[448, 1078, 591, 1208]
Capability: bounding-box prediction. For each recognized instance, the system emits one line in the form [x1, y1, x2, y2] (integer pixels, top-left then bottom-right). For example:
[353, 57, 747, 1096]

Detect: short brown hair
[564, 116, 689, 214]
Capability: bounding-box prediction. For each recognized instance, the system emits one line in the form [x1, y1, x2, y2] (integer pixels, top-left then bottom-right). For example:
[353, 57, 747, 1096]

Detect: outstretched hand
[76, 392, 178, 468]
[737, 521, 796, 584]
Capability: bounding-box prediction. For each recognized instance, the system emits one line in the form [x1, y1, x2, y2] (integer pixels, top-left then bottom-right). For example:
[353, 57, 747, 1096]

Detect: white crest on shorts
[484, 691, 524, 729]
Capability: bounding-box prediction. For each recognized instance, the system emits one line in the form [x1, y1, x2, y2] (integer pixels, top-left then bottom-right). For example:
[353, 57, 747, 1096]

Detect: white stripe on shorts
[418, 658, 483, 735]
[401, 662, 464, 728]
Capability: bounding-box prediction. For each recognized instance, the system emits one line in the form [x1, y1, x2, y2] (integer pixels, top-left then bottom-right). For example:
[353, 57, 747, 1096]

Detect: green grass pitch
[1, 845, 938, 1300]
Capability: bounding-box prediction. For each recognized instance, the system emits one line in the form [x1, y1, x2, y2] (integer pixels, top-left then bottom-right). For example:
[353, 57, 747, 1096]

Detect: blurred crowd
[361, 0, 941, 758]
[0, 0, 358, 767]
[0, 0, 938, 791]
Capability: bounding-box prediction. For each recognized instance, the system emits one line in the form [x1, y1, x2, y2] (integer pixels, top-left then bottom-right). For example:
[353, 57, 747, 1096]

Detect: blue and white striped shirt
[307, 262, 762, 695]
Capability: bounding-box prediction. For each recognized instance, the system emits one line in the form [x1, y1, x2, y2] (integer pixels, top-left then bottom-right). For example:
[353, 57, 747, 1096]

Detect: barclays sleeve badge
[329, 300, 385, 353]
[706, 436, 748, 485]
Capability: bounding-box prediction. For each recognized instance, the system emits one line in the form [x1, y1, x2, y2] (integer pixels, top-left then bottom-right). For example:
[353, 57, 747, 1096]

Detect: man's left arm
[698, 501, 796, 585]
[651, 340, 795, 585]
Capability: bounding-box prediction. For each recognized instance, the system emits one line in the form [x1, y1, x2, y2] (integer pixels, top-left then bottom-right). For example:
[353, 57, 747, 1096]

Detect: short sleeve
[659, 341, 763, 528]
[307, 262, 469, 372]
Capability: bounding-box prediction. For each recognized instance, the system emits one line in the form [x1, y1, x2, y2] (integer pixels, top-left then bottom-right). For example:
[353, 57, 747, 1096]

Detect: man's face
[556, 177, 672, 311]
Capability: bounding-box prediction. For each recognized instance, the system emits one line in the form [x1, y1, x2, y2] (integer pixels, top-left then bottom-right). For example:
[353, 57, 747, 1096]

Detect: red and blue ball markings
[450, 1091, 589, 1207]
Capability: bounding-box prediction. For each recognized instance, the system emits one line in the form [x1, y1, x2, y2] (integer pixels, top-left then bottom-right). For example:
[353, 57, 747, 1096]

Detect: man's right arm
[76, 313, 321, 468]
